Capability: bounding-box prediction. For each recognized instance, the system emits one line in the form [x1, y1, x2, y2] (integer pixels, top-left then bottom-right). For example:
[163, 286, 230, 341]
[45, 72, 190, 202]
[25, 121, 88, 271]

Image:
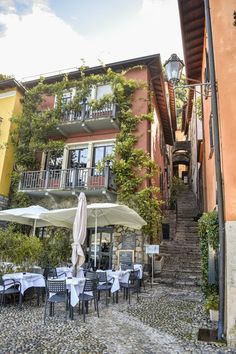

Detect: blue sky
[0, 0, 183, 79]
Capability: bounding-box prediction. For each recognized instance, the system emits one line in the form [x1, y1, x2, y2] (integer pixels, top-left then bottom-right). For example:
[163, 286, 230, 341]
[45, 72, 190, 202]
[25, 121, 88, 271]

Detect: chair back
[0, 276, 3, 287]
[96, 271, 107, 283]
[83, 279, 97, 293]
[85, 271, 98, 281]
[46, 279, 66, 294]
[129, 270, 139, 283]
[43, 267, 57, 280]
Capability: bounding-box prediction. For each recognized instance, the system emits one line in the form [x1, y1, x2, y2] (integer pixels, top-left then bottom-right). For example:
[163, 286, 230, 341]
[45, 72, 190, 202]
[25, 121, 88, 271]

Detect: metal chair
[97, 271, 112, 306]
[0, 276, 21, 311]
[119, 270, 140, 304]
[43, 267, 57, 280]
[78, 279, 99, 322]
[43, 279, 68, 323]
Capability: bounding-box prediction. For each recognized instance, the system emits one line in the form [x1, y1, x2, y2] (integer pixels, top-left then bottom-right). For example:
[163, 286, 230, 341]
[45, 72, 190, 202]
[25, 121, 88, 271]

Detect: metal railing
[19, 167, 115, 192]
[61, 103, 117, 123]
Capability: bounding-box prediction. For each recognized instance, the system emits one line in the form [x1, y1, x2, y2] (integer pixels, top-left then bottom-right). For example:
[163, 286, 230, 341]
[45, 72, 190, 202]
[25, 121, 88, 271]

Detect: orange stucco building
[19, 54, 175, 269]
[178, 0, 236, 346]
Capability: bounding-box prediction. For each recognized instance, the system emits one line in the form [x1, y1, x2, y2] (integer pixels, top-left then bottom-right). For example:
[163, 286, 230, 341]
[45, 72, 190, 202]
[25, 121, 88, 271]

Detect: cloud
[0, 0, 183, 79]
[0, 3, 100, 79]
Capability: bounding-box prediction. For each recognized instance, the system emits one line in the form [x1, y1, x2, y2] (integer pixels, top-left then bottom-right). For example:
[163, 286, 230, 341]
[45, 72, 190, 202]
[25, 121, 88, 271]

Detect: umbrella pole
[32, 219, 37, 236]
[94, 211, 97, 269]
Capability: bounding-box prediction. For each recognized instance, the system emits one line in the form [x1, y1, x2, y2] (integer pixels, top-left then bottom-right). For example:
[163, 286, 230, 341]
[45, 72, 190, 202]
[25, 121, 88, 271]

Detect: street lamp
[164, 53, 184, 85]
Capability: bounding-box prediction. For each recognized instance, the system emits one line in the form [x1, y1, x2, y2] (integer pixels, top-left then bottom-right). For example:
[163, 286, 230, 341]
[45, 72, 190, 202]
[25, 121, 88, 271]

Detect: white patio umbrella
[40, 203, 147, 267]
[0, 205, 51, 236]
[72, 192, 87, 274]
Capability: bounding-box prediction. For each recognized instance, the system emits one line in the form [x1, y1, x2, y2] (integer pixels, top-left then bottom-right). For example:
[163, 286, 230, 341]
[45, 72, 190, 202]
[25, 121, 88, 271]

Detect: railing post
[104, 166, 109, 189]
[112, 103, 117, 119]
[45, 170, 49, 189]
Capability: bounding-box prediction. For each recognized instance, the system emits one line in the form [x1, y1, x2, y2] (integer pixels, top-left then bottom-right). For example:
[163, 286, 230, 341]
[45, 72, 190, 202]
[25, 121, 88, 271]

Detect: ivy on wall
[11, 66, 163, 243]
[198, 210, 219, 297]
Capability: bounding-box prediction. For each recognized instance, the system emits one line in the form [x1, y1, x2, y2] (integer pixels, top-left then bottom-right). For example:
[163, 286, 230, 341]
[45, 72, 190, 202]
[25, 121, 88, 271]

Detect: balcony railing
[61, 102, 117, 123]
[19, 167, 116, 193]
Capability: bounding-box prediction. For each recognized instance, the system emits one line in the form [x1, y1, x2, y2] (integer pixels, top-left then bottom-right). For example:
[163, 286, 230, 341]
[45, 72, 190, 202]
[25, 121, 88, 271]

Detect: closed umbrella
[0, 205, 51, 235]
[72, 192, 87, 274]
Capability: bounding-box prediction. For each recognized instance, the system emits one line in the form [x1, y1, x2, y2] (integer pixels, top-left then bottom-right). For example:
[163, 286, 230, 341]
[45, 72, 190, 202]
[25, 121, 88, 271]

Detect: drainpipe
[204, 0, 225, 340]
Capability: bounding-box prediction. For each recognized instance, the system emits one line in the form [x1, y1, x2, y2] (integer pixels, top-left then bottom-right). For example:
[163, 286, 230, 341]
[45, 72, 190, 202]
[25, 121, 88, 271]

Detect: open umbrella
[0, 205, 51, 235]
[72, 192, 87, 274]
[40, 203, 147, 267]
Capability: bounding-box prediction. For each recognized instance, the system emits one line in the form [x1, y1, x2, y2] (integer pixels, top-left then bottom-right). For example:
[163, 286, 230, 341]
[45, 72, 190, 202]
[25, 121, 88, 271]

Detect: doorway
[86, 227, 113, 269]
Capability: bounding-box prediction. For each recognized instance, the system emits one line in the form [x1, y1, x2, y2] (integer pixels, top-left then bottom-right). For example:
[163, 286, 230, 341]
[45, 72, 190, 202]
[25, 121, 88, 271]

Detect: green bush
[198, 210, 219, 297]
[0, 226, 71, 270]
[204, 293, 219, 313]
[169, 176, 185, 209]
[0, 226, 42, 266]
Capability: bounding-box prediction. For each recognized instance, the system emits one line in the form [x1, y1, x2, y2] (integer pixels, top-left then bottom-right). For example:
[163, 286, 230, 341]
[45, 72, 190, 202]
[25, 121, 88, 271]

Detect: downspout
[204, 0, 225, 340]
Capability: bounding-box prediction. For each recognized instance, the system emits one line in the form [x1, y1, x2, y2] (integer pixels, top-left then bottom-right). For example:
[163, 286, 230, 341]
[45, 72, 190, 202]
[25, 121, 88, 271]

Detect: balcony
[55, 102, 119, 136]
[19, 167, 117, 198]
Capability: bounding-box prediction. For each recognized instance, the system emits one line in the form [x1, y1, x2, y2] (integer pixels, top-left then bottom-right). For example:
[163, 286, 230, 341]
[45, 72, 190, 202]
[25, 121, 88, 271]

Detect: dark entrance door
[86, 227, 113, 269]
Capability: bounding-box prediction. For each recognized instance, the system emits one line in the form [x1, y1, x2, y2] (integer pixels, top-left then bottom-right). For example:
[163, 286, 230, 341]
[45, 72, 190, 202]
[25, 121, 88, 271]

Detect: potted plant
[204, 293, 219, 322]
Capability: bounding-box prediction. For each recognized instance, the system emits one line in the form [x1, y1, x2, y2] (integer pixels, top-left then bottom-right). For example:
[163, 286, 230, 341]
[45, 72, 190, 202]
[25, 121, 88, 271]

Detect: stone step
[155, 277, 201, 287]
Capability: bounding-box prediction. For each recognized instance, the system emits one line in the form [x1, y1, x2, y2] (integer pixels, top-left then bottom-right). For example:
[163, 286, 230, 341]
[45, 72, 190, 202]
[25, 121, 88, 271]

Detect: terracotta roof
[178, 0, 205, 82]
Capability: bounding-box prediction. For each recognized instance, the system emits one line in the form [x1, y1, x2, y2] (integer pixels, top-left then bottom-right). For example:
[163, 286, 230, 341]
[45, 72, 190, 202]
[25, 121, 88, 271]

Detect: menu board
[122, 233, 136, 250]
[118, 250, 134, 265]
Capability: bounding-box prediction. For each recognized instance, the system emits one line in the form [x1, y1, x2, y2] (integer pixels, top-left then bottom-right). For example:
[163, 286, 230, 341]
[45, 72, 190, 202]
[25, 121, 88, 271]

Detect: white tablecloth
[66, 277, 85, 307]
[56, 267, 84, 278]
[3, 272, 45, 295]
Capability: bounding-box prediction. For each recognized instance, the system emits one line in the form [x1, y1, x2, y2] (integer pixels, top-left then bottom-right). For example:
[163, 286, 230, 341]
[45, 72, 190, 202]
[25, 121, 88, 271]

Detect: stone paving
[0, 284, 236, 353]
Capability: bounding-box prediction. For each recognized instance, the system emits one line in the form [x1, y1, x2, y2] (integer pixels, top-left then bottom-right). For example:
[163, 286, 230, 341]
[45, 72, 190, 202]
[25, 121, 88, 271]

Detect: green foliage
[38, 228, 72, 268]
[0, 74, 12, 81]
[0, 226, 42, 266]
[0, 226, 71, 271]
[175, 76, 188, 129]
[204, 293, 219, 313]
[198, 211, 219, 297]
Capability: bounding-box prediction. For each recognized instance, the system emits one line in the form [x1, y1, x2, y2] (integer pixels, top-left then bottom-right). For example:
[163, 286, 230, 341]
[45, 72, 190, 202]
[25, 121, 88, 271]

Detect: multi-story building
[18, 54, 176, 268]
[0, 79, 25, 210]
[178, 0, 236, 345]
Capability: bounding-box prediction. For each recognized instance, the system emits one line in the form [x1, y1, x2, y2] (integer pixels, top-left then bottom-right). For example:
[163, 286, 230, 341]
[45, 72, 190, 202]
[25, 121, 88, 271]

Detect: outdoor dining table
[2, 272, 45, 306]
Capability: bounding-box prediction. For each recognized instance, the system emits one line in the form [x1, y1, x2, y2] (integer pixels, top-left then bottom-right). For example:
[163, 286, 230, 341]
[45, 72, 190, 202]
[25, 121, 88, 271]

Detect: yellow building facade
[0, 79, 25, 210]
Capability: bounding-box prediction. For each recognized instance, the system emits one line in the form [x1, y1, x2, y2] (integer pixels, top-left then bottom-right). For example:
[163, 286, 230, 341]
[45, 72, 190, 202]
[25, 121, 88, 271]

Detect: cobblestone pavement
[0, 284, 236, 353]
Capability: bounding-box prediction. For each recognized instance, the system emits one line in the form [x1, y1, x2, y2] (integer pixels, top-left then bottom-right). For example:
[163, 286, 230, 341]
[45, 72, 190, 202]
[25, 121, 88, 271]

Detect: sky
[0, 0, 183, 81]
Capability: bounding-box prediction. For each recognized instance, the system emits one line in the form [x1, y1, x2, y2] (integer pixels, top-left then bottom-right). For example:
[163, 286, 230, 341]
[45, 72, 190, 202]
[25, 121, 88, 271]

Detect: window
[44, 150, 63, 170]
[96, 85, 112, 99]
[68, 148, 88, 169]
[92, 145, 113, 175]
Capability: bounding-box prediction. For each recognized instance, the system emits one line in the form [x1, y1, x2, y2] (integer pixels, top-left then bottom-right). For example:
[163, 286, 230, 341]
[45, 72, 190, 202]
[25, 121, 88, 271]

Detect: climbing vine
[11, 66, 163, 242]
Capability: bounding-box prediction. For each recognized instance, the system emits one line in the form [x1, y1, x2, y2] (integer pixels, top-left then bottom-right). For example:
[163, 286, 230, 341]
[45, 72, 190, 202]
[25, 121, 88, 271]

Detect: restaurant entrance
[86, 227, 113, 269]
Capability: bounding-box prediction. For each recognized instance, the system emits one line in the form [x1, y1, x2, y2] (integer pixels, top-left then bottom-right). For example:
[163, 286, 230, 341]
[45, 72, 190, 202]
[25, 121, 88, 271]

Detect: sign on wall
[118, 249, 134, 265]
[145, 245, 160, 254]
[122, 233, 136, 250]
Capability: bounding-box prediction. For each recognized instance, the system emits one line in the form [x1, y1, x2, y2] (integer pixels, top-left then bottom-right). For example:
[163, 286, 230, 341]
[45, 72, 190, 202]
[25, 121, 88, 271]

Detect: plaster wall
[210, 0, 236, 221]
[201, 34, 216, 212]
[0, 89, 23, 197]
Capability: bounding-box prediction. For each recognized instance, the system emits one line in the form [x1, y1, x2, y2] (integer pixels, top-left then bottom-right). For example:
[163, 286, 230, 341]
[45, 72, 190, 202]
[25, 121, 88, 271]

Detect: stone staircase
[158, 188, 201, 287]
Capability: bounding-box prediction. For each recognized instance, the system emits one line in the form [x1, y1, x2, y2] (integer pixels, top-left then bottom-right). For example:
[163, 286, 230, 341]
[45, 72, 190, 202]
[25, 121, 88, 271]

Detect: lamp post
[164, 50, 225, 340]
[164, 54, 184, 85]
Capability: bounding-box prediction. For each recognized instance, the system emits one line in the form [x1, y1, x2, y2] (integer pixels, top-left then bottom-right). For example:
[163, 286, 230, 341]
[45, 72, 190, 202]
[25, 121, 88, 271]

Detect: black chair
[97, 271, 113, 306]
[44, 279, 68, 324]
[43, 267, 57, 280]
[119, 270, 140, 304]
[78, 279, 99, 322]
[0, 276, 21, 310]
[85, 271, 98, 281]
[142, 263, 152, 289]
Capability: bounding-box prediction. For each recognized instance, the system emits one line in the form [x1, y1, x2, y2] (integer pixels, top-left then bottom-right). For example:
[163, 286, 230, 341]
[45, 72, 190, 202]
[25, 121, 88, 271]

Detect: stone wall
[112, 226, 149, 268]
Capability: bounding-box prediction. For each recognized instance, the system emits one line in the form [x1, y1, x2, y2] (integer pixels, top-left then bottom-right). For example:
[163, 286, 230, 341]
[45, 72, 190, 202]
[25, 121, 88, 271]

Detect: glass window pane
[96, 85, 112, 99]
